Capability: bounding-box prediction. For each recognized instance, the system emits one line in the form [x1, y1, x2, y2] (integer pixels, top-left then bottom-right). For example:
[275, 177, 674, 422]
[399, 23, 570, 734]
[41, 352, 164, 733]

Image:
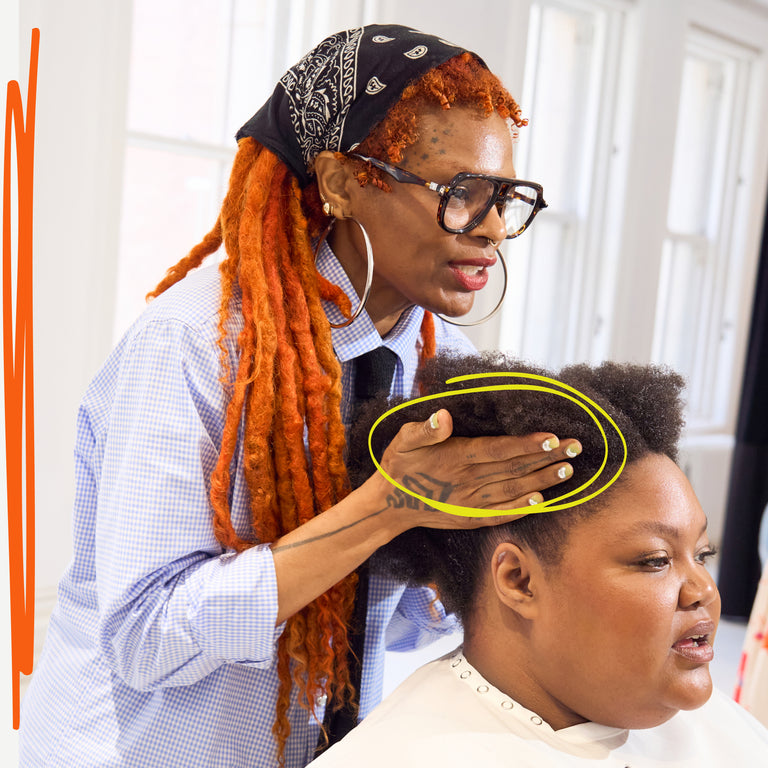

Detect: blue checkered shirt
[20, 246, 475, 767]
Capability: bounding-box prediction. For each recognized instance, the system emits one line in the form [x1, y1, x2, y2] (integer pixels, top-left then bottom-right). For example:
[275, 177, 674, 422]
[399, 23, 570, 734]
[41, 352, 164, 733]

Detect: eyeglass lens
[443, 178, 539, 236]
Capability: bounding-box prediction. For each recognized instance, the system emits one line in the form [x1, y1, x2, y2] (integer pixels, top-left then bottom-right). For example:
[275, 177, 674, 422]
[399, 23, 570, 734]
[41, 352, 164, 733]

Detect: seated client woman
[310, 353, 768, 766]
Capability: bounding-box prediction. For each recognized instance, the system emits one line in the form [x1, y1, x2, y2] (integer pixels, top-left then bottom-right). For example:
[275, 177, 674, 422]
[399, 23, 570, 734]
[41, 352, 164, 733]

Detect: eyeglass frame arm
[352, 153, 449, 195]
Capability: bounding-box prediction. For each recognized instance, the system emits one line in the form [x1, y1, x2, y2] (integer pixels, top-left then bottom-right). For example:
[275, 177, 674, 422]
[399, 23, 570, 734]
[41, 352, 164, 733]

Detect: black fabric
[718, 192, 768, 617]
[236, 24, 483, 186]
[353, 346, 399, 403]
[316, 346, 398, 754]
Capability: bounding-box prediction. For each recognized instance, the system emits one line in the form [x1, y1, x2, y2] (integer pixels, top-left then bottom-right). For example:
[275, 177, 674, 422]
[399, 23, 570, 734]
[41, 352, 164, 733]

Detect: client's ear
[491, 542, 542, 620]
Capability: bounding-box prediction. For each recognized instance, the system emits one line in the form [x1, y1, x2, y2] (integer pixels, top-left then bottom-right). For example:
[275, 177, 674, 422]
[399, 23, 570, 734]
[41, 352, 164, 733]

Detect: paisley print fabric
[236, 24, 483, 185]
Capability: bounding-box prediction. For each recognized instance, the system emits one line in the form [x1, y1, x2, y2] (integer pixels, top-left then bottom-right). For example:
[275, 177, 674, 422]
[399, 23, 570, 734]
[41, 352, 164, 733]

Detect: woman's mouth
[671, 621, 716, 663]
[449, 262, 492, 291]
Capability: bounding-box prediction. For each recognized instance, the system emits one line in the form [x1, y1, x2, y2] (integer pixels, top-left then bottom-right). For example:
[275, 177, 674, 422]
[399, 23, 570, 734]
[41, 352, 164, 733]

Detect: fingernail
[558, 465, 572, 480]
[542, 437, 559, 451]
[528, 496, 540, 506]
[565, 444, 581, 458]
[429, 412, 439, 430]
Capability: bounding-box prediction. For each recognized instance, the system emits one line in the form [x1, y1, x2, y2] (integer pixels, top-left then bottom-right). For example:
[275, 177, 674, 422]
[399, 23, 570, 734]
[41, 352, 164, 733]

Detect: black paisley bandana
[236, 24, 485, 186]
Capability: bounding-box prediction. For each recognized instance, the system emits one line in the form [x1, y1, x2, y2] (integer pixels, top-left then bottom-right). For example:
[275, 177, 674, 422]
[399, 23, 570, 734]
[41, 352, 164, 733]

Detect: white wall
[3, 0, 25, 757]
[22, 0, 132, 590]
[12, 2, 133, 716]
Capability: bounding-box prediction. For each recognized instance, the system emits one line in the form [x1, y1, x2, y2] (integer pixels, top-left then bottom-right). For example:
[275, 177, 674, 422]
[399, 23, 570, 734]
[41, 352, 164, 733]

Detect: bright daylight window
[114, 0, 320, 339]
[652, 29, 756, 428]
[498, 0, 627, 369]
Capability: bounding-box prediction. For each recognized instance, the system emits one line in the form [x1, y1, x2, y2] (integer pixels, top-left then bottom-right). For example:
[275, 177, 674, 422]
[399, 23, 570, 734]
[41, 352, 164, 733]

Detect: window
[653, 29, 757, 429]
[114, 0, 360, 338]
[497, 0, 629, 368]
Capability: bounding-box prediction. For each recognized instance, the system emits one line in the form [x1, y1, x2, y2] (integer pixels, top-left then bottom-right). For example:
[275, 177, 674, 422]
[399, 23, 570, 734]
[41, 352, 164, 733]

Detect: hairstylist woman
[20, 25, 579, 768]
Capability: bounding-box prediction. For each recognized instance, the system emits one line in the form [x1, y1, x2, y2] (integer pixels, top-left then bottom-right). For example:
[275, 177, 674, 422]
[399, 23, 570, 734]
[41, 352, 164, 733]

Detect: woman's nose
[473, 201, 508, 244]
[679, 567, 720, 609]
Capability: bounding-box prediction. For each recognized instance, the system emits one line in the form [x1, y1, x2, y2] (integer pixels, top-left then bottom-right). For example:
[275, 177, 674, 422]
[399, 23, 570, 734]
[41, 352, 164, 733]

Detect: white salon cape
[309, 648, 768, 766]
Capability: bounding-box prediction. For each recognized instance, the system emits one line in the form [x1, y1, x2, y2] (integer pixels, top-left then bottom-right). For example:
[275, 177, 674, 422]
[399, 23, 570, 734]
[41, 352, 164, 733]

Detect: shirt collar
[317, 239, 425, 363]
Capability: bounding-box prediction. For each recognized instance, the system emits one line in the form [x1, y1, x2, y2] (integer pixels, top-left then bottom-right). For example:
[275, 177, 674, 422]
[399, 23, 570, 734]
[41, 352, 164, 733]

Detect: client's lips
[672, 620, 717, 663]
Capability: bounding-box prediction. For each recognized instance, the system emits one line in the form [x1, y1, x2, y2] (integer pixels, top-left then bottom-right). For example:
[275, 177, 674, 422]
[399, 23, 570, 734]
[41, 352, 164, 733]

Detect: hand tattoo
[386, 472, 454, 509]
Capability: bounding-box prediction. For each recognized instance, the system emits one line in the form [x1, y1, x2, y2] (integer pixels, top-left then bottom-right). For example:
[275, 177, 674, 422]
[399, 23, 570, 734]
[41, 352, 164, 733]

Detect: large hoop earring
[314, 217, 374, 329]
[437, 249, 508, 327]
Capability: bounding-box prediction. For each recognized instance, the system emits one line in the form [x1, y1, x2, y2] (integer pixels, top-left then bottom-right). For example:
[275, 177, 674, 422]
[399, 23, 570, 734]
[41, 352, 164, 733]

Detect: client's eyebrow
[622, 518, 709, 541]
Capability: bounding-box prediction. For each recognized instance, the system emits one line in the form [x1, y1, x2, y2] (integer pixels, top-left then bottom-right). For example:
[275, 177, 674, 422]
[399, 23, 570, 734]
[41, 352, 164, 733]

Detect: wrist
[355, 470, 414, 542]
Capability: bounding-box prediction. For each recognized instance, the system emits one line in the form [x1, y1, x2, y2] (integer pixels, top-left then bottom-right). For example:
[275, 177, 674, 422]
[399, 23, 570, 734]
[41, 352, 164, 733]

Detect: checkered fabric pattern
[19, 246, 474, 767]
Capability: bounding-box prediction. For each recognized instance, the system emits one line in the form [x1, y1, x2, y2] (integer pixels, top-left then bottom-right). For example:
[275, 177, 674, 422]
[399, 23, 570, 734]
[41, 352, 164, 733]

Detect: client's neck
[462, 600, 588, 731]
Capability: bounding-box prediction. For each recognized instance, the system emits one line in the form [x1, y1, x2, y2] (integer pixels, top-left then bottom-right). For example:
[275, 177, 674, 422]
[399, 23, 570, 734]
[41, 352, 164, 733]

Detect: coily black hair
[346, 352, 686, 625]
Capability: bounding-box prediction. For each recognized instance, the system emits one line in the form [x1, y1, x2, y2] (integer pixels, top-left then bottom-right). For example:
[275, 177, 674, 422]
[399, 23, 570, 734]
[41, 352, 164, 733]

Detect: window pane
[520, 4, 596, 212]
[652, 238, 707, 386]
[500, 218, 575, 363]
[115, 146, 229, 337]
[228, 0, 283, 134]
[667, 54, 726, 236]
[127, 0, 234, 144]
[499, 0, 623, 368]
[656, 29, 754, 428]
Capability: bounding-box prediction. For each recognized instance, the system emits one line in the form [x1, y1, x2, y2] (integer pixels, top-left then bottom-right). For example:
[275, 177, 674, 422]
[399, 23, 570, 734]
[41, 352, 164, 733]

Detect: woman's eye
[449, 186, 471, 204]
[638, 555, 671, 569]
[695, 547, 718, 565]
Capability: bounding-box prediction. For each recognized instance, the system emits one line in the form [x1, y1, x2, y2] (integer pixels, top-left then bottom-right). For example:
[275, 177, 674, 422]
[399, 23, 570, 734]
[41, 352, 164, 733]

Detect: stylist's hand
[373, 408, 581, 531]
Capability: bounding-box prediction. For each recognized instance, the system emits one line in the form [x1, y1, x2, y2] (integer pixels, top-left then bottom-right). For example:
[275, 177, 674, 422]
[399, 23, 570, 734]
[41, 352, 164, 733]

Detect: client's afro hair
[346, 352, 686, 625]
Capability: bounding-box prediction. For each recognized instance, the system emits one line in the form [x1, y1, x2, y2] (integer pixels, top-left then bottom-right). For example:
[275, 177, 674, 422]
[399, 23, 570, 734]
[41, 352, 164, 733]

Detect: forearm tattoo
[270, 473, 456, 553]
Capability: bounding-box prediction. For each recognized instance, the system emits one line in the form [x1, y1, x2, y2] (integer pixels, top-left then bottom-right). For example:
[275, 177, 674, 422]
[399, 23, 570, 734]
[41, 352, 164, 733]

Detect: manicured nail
[542, 437, 559, 451]
[565, 444, 581, 458]
[558, 465, 572, 480]
[429, 412, 440, 430]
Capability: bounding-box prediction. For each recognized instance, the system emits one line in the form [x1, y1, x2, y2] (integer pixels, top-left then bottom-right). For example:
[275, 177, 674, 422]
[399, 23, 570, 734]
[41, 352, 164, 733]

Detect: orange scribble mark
[3, 28, 39, 729]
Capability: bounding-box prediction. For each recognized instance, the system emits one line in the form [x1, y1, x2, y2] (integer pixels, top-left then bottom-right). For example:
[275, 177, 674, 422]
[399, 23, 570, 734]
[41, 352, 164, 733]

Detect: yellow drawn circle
[368, 372, 628, 517]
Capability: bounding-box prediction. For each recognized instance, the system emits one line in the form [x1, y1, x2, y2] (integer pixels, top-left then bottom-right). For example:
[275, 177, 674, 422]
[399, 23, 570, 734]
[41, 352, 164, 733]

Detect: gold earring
[323, 201, 333, 217]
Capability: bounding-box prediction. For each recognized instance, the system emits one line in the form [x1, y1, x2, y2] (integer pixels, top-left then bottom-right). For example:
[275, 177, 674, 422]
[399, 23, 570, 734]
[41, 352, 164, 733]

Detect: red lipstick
[448, 256, 497, 292]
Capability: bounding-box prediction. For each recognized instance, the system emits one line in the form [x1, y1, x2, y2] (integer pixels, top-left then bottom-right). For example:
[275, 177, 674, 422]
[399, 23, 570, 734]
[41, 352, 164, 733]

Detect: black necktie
[316, 346, 398, 753]
[353, 346, 398, 405]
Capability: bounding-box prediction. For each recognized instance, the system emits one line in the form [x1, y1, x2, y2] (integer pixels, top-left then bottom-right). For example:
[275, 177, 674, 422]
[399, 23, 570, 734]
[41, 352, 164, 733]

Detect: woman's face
[524, 454, 720, 730]
[334, 108, 516, 331]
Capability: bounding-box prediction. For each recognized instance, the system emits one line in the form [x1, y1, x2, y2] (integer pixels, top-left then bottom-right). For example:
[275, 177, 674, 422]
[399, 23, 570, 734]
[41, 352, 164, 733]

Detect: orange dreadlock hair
[147, 51, 523, 763]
